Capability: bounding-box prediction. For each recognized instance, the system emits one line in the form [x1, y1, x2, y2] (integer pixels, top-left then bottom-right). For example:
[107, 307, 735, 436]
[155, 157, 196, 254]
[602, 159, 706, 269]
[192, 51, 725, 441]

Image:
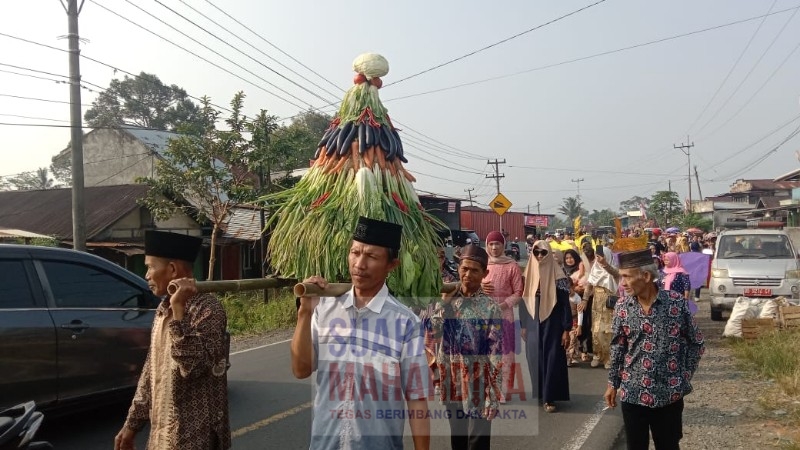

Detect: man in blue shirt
[604, 248, 705, 450]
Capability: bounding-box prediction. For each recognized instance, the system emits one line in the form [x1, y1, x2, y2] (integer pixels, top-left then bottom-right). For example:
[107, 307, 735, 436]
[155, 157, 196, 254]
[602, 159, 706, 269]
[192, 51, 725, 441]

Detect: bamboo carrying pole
[167, 277, 459, 297]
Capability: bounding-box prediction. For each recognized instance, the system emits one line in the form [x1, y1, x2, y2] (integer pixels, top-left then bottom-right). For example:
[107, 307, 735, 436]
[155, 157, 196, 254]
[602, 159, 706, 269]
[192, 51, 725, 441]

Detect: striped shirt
[310, 285, 430, 450]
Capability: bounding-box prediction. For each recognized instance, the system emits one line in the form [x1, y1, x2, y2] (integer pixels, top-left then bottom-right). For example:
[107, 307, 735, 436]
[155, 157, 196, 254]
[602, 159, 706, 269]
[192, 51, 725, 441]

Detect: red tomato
[370, 77, 383, 89]
[353, 73, 367, 84]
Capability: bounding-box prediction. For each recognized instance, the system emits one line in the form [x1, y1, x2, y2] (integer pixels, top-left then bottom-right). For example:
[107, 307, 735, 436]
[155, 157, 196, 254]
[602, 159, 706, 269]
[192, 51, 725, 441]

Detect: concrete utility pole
[571, 178, 584, 202]
[674, 136, 694, 215]
[694, 165, 703, 200]
[464, 188, 475, 207]
[537, 202, 541, 214]
[668, 180, 673, 225]
[486, 159, 506, 231]
[63, 0, 86, 251]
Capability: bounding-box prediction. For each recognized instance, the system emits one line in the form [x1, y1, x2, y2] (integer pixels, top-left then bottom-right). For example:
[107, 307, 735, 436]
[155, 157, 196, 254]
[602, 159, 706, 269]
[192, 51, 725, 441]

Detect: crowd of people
[116, 220, 705, 450]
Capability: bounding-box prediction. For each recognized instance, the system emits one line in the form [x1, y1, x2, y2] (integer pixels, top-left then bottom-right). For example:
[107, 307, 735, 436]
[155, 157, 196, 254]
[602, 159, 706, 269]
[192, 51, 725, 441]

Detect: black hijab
[563, 249, 581, 276]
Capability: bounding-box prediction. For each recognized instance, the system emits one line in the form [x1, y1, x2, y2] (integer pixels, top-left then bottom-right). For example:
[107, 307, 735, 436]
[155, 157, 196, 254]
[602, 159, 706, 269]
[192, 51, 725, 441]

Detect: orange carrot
[402, 167, 416, 182]
[363, 146, 374, 169]
[315, 148, 328, 167]
[376, 147, 387, 170]
[333, 154, 349, 173]
[351, 143, 359, 170]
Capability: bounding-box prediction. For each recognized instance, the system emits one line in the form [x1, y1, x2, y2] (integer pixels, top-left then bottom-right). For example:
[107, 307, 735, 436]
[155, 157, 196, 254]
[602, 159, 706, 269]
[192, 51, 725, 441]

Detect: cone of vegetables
[263, 53, 447, 308]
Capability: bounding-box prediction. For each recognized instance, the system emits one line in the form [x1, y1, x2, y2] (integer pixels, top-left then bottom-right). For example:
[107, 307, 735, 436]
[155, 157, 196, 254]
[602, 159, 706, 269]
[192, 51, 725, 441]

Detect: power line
[383, 5, 800, 102]
[393, 119, 487, 160]
[0, 113, 70, 123]
[400, 133, 488, 165]
[158, 5, 492, 163]
[88, 0, 310, 109]
[0, 31, 234, 114]
[712, 123, 800, 181]
[693, 5, 799, 136]
[702, 112, 800, 177]
[152, 0, 336, 105]
[0, 68, 66, 84]
[0, 93, 91, 107]
[200, 0, 343, 94]
[175, 0, 341, 100]
[0, 62, 70, 80]
[683, 0, 777, 135]
[699, 35, 800, 140]
[705, 117, 800, 182]
[403, 148, 485, 175]
[384, 0, 609, 87]
[508, 164, 677, 176]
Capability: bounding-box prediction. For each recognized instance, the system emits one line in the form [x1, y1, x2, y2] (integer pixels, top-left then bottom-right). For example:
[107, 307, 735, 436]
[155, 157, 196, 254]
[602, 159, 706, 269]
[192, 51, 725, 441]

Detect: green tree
[7, 167, 56, 190]
[675, 213, 713, 231]
[50, 151, 72, 187]
[619, 195, 649, 214]
[548, 216, 568, 231]
[272, 110, 333, 172]
[588, 208, 617, 227]
[138, 92, 267, 280]
[649, 190, 682, 227]
[558, 197, 588, 222]
[84, 72, 203, 134]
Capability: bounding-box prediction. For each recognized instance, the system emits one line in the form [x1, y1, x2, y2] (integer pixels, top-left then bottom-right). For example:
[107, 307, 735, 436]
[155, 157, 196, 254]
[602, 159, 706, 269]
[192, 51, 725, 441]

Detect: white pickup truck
[709, 227, 800, 321]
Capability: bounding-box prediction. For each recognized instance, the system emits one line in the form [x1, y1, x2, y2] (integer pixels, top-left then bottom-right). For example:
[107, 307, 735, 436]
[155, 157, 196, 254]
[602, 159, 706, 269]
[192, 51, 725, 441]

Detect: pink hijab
[662, 252, 688, 290]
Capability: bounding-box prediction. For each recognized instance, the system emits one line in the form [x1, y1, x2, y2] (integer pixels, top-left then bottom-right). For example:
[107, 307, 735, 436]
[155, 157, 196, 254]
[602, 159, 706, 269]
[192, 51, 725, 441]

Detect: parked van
[709, 228, 800, 321]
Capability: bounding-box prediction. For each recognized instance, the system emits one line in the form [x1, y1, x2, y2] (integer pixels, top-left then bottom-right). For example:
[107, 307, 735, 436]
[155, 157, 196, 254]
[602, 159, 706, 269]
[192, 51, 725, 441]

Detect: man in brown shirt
[115, 230, 230, 450]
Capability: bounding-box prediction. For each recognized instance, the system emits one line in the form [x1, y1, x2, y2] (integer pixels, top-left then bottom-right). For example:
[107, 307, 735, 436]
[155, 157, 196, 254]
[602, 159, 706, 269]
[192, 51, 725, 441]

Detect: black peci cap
[144, 230, 202, 263]
[352, 216, 402, 251]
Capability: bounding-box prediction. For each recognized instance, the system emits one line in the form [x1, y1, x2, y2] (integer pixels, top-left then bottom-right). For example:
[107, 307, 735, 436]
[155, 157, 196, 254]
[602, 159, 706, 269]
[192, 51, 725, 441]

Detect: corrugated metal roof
[123, 128, 180, 156]
[0, 228, 53, 239]
[0, 184, 149, 240]
[222, 206, 263, 241]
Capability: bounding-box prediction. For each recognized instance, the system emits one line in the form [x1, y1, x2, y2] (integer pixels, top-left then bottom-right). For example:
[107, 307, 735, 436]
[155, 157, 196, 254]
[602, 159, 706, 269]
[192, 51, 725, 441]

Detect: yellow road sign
[490, 193, 512, 216]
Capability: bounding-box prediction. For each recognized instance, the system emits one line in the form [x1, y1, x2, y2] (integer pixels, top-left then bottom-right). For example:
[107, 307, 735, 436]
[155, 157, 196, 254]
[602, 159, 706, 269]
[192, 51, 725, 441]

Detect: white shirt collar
[341, 283, 389, 313]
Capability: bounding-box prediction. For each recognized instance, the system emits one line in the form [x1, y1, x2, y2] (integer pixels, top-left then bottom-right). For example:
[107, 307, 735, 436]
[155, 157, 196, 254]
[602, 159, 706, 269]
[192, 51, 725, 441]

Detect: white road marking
[564, 400, 609, 450]
[230, 338, 292, 356]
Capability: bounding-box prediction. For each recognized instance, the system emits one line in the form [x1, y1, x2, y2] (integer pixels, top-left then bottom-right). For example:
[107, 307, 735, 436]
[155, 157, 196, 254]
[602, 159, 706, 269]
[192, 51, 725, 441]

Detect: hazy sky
[2, 0, 800, 216]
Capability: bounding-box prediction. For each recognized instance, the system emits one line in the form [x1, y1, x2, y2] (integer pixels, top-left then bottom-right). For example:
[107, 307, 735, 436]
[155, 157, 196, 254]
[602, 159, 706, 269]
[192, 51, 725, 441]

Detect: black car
[0, 245, 160, 411]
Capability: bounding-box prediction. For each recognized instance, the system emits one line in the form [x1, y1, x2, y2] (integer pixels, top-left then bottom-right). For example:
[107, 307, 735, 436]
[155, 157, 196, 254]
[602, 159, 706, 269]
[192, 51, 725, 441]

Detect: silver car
[709, 229, 800, 321]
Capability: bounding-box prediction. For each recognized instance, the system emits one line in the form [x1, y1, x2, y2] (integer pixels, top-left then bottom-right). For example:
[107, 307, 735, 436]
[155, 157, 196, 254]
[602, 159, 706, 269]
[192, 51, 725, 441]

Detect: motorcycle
[0, 402, 53, 450]
[505, 243, 521, 261]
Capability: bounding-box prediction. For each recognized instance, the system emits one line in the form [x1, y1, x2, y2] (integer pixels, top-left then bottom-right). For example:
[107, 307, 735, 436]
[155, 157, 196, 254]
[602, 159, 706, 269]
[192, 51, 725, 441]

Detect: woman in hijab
[582, 244, 620, 370]
[563, 249, 584, 288]
[662, 252, 691, 301]
[483, 231, 524, 403]
[519, 241, 572, 413]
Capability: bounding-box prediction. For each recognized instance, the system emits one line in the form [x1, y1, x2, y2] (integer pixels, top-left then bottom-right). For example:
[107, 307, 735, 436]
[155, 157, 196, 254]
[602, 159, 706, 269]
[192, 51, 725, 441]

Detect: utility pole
[694, 166, 703, 200]
[668, 180, 672, 226]
[486, 159, 506, 231]
[537, 202, 541, 214]
[571, 178, 585, 202]
[63, 0, 86, 251]
[674, 136, 694, 214]
[464, 188, 475, 207]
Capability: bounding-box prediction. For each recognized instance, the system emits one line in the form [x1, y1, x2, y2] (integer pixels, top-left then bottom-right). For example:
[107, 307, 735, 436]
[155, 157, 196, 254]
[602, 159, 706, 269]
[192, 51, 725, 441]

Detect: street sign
[490, 193, 512, 216]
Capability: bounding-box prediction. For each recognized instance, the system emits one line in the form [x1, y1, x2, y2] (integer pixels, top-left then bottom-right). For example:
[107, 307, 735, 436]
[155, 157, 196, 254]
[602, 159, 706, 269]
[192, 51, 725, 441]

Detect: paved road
[39, 310, 624, 449]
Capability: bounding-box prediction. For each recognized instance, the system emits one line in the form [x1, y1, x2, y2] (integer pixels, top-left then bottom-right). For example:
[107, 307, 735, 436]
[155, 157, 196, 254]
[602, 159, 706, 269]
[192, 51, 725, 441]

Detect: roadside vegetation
[220, 290, 296, 336]
[730, 330, 800, 447]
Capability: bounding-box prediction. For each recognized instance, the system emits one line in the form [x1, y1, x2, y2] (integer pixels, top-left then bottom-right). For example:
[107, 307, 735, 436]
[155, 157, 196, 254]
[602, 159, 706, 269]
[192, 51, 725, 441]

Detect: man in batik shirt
[431, 244, 503, 450]
[604, 248, 705, 450]
[115, 230, 230, 450]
